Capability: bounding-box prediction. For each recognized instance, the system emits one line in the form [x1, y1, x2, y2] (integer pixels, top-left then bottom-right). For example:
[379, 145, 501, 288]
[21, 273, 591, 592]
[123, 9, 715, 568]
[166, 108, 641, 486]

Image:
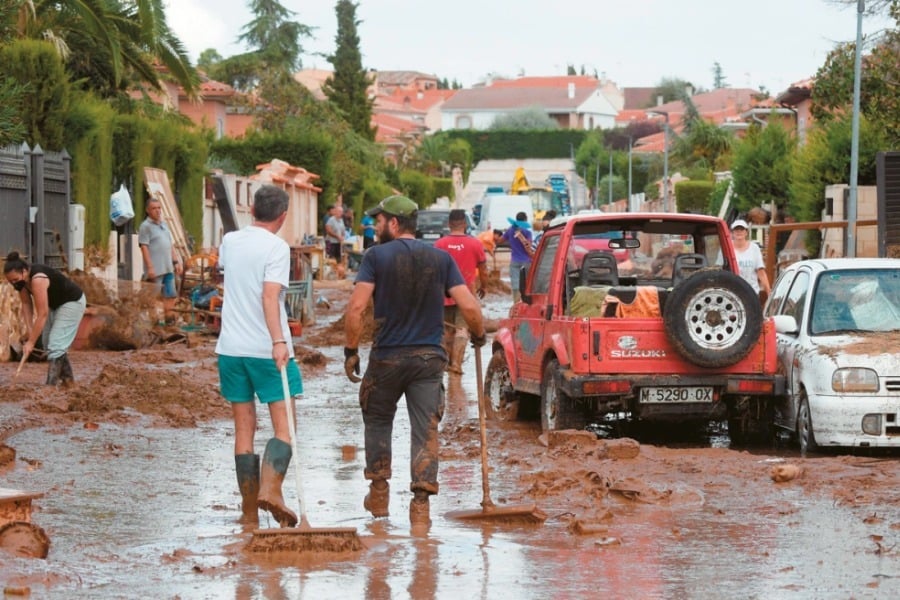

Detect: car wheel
[485, 349, 519, 421]
[540, 358, 588, 433]
[664, 269, 761, 368]
[727, 396, 774, 447]
[797, 391, 818, 455]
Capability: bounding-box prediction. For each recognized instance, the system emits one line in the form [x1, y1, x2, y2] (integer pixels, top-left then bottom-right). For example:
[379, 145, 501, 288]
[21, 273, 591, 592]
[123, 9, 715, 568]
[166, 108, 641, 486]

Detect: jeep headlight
[832, 368, 879, 393]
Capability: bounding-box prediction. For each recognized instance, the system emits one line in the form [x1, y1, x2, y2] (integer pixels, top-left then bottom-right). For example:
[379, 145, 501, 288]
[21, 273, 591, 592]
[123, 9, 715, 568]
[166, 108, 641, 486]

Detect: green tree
[597, 174, 627, 204]
[238, 0, 312, 72]
[810, 5, 900, 144]
[731, 120, 795, 213]
[647, 77, 696, 107]
[197, 48, 223, 73]
[411, 134, 448, 175]
[0, 39, 70, 150]
[712, 62, 728, 89]
[0, 78, 28, 146]
[3, 0, 198, 99]
[322, 0, 375, 140]
[490, 106, 559, 130]
[211, 0, 312, 92]
[672, 118, 734, 172]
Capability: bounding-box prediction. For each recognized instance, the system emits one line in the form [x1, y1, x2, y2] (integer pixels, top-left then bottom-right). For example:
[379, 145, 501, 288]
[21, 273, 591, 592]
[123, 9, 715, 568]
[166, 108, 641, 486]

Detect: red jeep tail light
[727, 379, 774, 394]
[583, 380, 631, 395]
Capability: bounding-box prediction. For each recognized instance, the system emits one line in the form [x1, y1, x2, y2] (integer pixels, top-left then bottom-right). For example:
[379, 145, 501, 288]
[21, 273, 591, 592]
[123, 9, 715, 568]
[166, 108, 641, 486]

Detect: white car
[766, 258, 900, 453]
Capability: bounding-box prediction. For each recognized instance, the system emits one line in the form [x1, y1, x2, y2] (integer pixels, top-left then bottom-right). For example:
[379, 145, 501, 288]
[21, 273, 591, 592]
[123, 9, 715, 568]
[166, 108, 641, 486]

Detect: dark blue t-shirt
[355, 238, 465, 358]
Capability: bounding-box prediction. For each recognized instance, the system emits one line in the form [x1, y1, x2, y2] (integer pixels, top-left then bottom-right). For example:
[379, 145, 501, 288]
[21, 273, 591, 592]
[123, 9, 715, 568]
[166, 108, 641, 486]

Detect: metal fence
[0, 143, 71, 269]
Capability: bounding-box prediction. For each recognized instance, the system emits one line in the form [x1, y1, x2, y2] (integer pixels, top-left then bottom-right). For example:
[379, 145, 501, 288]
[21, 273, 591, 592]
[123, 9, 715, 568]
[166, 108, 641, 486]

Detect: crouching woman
[4, 252, 86, 385]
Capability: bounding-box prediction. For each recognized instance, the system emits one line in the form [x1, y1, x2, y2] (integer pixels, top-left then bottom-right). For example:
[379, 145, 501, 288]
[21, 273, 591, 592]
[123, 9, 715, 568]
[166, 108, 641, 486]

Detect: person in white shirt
[216, 184, 303, 528]
[730, 219, 771, 299]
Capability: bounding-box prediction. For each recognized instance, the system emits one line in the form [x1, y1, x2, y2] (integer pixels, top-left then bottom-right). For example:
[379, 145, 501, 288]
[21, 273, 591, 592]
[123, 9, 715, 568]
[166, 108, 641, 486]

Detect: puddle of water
[4, 345, 900, 598]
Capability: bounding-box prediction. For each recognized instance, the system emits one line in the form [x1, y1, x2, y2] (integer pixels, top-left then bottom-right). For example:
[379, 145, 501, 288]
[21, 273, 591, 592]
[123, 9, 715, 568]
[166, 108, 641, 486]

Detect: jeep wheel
[541, 359, 588, 433]
[664, 269, 761, 368]
[485, 349, 520, 421]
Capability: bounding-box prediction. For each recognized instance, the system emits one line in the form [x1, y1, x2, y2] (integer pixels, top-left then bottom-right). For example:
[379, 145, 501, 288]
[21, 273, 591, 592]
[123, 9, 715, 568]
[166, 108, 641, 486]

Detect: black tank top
[30, 264, 84, 309]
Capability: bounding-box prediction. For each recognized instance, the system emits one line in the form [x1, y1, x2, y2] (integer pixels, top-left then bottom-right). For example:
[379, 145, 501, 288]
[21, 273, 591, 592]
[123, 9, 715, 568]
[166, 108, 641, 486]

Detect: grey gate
[0, 143, 71, 268]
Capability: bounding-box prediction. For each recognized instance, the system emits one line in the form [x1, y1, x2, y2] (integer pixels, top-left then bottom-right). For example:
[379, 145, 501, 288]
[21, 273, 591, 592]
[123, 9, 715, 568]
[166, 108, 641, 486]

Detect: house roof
[775, 78, 813, 106]
[615, 109, 652, 125]
[374, 95, 427, 116]
[441, 85, 600, 112]
[381, 88, 455, 112]
[488, 75, 601, 89]
[293, 68, 333, 99]
[375, 70, 439, 85]
[372, 113, 427, 144]
[645, 88, 763, 123]
[623, 87, 658, 110]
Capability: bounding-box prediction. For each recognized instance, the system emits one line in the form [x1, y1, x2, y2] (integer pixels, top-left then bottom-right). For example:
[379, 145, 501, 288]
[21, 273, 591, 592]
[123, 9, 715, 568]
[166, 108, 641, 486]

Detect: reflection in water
[444, 373, 471, 424]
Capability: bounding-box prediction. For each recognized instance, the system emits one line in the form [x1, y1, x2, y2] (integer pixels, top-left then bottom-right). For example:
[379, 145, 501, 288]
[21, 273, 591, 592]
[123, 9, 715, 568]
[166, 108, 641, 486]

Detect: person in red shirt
[434, 210, 488, 374]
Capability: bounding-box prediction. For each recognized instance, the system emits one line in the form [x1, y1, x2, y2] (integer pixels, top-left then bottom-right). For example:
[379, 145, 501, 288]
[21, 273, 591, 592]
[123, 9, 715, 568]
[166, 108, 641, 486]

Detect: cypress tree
[322, 1, 375, 141]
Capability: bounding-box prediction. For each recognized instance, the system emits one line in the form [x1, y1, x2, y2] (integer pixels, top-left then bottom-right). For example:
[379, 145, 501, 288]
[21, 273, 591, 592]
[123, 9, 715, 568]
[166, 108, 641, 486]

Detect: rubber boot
[45, 358, 63, 386]
[234, 453, 260, 525]
[448, 331, 467, 375]
[257, 438, 298, 527]
[409, 490, 431, 527]
[58, 353, 74, 387]
[364, 479, 389, 517]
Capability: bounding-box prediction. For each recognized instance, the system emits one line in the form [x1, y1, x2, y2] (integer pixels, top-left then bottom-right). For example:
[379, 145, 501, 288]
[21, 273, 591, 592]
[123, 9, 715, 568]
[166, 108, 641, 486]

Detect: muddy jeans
[359, 349, 446, 494]
[44, 294, 87, 359]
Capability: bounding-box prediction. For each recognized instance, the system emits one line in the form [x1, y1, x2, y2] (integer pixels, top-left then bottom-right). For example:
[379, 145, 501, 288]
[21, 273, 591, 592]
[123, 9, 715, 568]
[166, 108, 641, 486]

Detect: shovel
[447, 344, 547, 524]
[247, 366, 363, 554]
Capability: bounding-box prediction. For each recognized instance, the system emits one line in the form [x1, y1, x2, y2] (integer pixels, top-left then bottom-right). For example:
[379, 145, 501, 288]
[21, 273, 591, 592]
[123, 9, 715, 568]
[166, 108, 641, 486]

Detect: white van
[477, 194, 533, 233]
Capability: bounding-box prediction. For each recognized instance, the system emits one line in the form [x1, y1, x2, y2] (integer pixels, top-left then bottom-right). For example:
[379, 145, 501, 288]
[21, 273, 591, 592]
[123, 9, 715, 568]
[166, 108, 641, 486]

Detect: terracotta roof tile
[489, 75, 600, 89]
[442, 85, 597, 111]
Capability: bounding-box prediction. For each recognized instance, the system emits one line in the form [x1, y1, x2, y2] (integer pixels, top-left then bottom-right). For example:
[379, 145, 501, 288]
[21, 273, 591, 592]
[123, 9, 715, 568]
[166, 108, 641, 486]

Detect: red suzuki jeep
[485, 212, 784, 442]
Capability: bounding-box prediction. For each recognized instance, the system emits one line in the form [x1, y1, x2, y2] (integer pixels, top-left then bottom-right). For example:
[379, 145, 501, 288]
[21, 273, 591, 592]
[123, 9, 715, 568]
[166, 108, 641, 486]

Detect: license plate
[423, 233, 440, 239]
[639, 386, 713, 403]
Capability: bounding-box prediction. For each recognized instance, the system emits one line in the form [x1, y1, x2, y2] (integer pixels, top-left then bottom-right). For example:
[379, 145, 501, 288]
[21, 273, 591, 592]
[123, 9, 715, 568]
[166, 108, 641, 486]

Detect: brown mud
[0, 271, 898, 597]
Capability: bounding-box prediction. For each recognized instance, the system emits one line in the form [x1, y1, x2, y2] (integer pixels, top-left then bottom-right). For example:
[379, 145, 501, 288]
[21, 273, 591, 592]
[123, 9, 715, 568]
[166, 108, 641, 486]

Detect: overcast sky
[166, 0, 892, 93]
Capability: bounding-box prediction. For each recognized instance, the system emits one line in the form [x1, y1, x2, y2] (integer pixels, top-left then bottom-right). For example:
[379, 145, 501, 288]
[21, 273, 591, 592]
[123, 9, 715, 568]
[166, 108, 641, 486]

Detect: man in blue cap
[343, 195, 486, 529]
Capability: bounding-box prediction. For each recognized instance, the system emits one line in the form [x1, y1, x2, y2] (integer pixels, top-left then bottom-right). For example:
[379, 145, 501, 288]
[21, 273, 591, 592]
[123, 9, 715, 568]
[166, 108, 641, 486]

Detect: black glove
[344, 347, 361, 383]
[470, 331, 487, 348]
[476, 287, 486, 300]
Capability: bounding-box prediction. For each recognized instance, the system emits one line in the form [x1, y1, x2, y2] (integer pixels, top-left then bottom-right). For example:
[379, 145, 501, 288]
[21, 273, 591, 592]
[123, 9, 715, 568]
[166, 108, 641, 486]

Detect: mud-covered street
[1, 278, 899, 599]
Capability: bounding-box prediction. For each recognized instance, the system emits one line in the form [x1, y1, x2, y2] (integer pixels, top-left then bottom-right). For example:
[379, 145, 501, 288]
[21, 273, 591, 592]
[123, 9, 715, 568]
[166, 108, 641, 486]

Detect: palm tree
[4, 0, 198, 99]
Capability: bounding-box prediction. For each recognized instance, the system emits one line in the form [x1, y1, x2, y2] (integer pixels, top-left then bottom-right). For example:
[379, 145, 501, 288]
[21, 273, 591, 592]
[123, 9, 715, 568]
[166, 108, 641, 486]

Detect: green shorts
[218, 355, 303, 403]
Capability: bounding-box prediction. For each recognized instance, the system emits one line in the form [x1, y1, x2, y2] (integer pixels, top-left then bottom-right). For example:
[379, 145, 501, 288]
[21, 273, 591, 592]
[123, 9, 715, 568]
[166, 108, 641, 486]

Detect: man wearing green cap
[343, 195, 486, 529]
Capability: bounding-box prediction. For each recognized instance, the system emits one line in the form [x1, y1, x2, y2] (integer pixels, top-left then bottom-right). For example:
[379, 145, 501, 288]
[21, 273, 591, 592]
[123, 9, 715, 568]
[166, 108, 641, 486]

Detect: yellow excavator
[510, 167, 567, 221]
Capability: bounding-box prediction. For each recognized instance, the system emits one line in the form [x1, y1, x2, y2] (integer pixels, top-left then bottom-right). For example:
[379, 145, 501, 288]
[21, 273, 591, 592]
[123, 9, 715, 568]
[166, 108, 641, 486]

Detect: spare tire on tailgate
[663, 268, 761, 368]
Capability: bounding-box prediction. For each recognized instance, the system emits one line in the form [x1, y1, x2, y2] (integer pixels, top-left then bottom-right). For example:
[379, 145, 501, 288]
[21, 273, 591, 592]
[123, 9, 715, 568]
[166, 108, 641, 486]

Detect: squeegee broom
[247, 367, 363, 554]
[446, 345, 547, 524]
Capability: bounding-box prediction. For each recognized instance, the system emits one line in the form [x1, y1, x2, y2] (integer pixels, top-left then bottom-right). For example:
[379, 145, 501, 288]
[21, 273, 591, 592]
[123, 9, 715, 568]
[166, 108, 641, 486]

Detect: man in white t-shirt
[216, 184, 303, 528]
[730, 219, 771, 299]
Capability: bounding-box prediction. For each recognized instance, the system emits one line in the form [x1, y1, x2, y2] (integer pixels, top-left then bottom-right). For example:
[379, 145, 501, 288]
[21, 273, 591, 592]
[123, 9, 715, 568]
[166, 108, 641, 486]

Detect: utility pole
[847, 0, 864, 257]
[627, 136, 633, 212]
[608, 153, 613, 205]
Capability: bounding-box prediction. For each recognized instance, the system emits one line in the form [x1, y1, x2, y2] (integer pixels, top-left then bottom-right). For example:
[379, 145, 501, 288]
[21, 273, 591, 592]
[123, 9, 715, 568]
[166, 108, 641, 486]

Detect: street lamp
[646, 110, 670, 212]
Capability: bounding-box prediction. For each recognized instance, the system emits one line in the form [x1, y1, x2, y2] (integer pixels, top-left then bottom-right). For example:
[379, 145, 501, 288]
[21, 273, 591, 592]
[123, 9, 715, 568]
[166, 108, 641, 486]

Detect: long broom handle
[474, 345, 496, 511]
[281, 366, 308, 526]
